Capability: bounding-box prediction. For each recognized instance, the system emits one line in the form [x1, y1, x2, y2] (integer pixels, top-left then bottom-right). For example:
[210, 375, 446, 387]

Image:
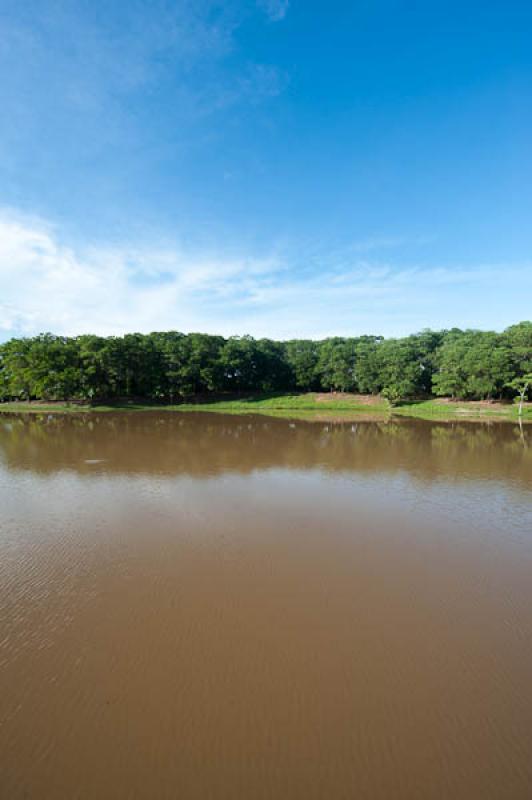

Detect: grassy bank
[393, 398, 532, 421]
[0, 393, 530, 421]
[179, 393, 388, 413]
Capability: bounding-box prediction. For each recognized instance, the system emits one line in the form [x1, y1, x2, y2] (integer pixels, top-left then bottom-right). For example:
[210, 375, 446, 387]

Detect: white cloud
[0, 210, 530, 342]
[0, 211, 284, 338]
[257, 1, 290, 22]
[0, 0, 287, 160]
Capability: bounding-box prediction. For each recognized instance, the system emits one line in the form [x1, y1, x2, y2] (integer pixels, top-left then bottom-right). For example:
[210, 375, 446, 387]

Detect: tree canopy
[0, 323, 530, 404]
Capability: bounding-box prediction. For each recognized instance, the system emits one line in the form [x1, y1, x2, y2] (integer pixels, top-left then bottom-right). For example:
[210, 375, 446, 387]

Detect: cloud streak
[0, 210, 530, 342]
[0, 0, 287, 170]
[258, 1, 290, 22]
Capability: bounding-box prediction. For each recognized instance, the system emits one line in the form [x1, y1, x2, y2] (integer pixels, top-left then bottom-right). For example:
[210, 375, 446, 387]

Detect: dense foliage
[0, 323, 530, 404]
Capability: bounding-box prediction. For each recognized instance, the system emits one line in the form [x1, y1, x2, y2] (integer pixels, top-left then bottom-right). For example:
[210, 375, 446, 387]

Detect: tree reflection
[0, 412, 530, 487]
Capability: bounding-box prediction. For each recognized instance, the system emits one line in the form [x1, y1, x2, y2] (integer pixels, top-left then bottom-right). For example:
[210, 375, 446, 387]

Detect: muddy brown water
[1, 412, 531, 800]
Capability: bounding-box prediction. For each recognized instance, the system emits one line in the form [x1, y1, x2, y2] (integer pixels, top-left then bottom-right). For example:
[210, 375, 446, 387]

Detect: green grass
[393, 399, 532, 421]
[178, 393, 388, 413]
[0, 393, 530, 422]
[0, 392, 388, 413]
[0, 402, 94, 413]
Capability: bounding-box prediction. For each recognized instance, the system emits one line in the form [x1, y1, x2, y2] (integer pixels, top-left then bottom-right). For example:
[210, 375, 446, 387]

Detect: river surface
[1, 412, 531, 799]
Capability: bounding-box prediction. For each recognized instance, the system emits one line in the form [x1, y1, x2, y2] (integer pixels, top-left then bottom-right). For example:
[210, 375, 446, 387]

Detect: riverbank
[1, 393, 530, 421]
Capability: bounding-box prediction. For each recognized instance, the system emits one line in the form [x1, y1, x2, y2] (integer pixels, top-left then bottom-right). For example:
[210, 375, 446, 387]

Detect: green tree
[77, 335, 113, 400]
[433, 330, 513, 400]
[316, 338, 356, 392]
[352, 336, 382, 394]
[285, 340, 319, 390]
[0, 322, 530, 406]
[221, 336, 258, 392]
[375, 338, 424, 404]
[175, 333, 225, 396]
[254, 339, 292, 392]
[503, 321, 532, 386]
[506, 374, 532, 416]
[153, 331, 186, 401]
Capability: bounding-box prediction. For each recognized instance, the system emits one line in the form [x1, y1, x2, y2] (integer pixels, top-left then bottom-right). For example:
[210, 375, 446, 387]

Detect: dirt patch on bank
[433, 398, 529, 411]
[314, 393, 384, 406]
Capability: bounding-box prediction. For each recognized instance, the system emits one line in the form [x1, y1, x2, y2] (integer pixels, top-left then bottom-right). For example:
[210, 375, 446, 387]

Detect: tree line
[0, 322, 530, 405]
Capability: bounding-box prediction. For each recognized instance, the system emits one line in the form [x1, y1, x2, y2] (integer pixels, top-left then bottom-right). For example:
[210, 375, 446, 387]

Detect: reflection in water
[1, 410, 531, 483]
[1, 412, 531, 800]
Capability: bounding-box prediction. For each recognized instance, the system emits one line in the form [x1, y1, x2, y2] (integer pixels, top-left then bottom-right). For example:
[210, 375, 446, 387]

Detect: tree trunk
[518, 388, 525, 417]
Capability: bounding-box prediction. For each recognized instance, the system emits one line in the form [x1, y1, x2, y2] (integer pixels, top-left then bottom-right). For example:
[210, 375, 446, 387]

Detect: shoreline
[1, 393, 530, 423]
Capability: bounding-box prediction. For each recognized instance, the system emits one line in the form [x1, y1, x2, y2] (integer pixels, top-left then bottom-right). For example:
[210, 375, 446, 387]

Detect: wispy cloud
[0, 0, 287, 160]
[0, 211, 280, 337]
[0, 210, 530, 341]
[257, 1, 290, 22]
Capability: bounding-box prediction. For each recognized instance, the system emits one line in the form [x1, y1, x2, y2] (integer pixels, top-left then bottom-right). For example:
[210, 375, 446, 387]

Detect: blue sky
[1, 0, 531, 340]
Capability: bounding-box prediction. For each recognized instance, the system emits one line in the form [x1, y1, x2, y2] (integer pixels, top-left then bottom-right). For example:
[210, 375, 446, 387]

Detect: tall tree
[285, 340, 319, 390]
[433, 330, 513, 400]
[316, 339, 356, 392]
[375, 338, 425, 404]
